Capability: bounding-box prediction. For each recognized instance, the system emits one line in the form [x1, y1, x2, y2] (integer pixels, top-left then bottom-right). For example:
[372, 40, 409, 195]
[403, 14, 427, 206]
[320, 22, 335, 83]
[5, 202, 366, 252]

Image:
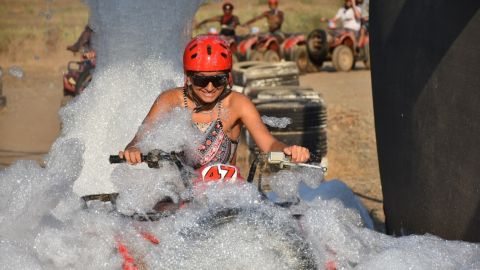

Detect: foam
[261, 115, 292, 128]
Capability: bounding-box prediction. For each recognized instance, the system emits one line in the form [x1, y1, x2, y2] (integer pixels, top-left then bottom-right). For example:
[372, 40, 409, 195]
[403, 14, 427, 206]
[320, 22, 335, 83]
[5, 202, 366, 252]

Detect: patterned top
[183, 89, 238, 169]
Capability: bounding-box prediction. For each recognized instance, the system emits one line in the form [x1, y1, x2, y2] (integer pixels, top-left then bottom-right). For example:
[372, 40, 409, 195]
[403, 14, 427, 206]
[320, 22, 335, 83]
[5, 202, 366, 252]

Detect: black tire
[332, 45, 354, 72]
[290, 45, 309, 73]
[248, 87, 329, 158]
[306, 60, 320, 73]
[249, 50, 265, 62]
[306, 29, 328, 67]
[246, 128, 328, 159]
[271, 130, 328, 158]
[264, 50, 281, 62]
[256, 100, 327, 132]
[75, 67, 94, 94]
[232, 61, 300, 89]
[181, 207, 318, 270]
[63, 88, 76, 97]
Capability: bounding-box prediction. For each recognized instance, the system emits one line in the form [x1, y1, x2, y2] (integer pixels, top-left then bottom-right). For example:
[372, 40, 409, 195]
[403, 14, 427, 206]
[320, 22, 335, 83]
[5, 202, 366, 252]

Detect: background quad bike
[234, 22, 370, 74]
[306, 24, 370, 72]
[61, 51, 96, 105]
[236, 33, 283, 63]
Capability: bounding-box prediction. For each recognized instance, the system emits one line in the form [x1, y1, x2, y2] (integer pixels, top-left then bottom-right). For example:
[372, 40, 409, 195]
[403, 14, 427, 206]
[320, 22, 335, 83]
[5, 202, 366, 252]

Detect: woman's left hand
[283, 145, 310, 163]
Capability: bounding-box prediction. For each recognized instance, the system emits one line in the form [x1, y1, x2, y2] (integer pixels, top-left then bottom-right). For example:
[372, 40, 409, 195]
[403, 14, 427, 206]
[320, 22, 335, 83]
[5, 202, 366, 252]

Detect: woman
[119, 35, 310, 169]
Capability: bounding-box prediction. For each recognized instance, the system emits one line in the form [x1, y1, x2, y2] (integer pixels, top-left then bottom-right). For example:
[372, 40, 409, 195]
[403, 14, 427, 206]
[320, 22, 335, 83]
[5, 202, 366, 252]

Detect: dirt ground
[301, 64, 384, 230]
[0, 60, 384, 230]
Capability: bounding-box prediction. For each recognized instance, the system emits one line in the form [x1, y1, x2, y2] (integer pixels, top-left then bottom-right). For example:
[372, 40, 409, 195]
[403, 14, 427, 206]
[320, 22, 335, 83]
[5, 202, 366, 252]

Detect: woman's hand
[119, 146, 142, 165]
[283, 145, 310, 163]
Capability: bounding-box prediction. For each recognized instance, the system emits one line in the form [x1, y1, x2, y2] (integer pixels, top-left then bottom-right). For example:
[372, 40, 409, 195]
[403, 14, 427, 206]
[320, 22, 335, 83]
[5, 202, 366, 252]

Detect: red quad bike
[280, 33, 311, 73]
[81, 150, 330, 270]
[63, 50, 96, 98]
[306, 20, 370, 72]
[237, 33, 281, 62]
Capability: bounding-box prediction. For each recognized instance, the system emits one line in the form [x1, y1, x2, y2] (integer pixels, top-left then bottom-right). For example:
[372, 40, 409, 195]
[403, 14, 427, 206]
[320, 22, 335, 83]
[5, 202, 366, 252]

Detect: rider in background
[119, 35, 310, 169]
[67, 25, 93, 53]
[195, 2, 240, 39]
[242, 0, 285, 40]
[327, 0, 362, 38]
[358, 0, 369, 43]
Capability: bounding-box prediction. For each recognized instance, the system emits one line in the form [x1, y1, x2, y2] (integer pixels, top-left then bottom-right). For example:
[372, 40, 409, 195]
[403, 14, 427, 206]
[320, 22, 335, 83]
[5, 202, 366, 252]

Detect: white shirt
[335, 6, 362, 31]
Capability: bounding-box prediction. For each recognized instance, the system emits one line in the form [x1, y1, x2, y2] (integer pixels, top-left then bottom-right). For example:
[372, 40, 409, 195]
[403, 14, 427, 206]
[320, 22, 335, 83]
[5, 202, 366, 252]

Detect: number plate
[200, 164, 240, 183]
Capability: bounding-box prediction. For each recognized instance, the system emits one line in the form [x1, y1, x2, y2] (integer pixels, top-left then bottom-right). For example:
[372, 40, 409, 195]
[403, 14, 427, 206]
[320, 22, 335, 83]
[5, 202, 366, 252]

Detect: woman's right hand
[119, 146, 142, 165]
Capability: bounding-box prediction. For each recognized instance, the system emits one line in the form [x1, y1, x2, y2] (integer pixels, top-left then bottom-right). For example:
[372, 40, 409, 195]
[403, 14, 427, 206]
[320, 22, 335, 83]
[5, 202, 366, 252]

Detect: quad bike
[82, 150, 328, 270]
[306, 19, 370, 72]
[237, 32, 282, 62]
[280, 33, 311, 73]
[62, 50, 96, 98]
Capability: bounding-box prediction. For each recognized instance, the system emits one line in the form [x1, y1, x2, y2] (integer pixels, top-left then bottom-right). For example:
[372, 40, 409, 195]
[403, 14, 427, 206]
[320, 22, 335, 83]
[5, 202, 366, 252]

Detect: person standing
[242, 0, 285, 38]
[195, 2, 241, 38]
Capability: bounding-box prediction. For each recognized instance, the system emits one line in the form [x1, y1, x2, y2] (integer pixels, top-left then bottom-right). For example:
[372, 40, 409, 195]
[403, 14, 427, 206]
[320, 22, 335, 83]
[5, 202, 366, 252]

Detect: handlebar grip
[109, 155, 125, 164]
[109, 154, 148, 164]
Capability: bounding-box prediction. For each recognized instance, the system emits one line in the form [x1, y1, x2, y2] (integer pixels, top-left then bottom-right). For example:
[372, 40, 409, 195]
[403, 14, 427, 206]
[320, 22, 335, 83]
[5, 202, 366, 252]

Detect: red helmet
[183, 35, 232, 72]
[268, 0, 279, 5]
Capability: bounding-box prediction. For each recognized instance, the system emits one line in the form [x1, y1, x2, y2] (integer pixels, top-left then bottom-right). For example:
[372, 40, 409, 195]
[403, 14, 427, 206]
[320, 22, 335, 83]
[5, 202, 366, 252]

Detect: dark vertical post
[0, 66, 6, 108]
[370, 1, 480, 242]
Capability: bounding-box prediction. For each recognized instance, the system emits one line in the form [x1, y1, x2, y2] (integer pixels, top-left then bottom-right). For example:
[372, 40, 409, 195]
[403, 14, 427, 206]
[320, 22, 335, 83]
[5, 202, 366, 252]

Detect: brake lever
[267, 152, 327, 173]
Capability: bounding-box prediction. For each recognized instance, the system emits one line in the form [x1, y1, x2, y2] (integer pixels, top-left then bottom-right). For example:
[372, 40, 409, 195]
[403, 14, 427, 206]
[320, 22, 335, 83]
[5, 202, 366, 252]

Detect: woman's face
[188, 71, 228, 104]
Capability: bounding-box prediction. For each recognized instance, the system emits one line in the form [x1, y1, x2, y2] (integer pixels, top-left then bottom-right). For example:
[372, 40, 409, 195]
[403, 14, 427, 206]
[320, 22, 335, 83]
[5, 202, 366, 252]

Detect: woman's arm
[120, 88, 181, 164]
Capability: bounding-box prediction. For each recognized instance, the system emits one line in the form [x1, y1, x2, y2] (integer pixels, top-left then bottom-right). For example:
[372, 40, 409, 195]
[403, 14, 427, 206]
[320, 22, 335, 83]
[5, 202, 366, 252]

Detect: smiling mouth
[200, 90, 218, 97]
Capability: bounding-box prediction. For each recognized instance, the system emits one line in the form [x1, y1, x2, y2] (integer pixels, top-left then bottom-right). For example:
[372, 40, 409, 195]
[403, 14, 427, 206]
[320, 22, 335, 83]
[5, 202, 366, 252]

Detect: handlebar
[247, 152, 327, 183]
[109, 154, 146, 164]
[265, 152, 327, 172]
[109, 149, 182, 169]
[110, 149, 325, 172]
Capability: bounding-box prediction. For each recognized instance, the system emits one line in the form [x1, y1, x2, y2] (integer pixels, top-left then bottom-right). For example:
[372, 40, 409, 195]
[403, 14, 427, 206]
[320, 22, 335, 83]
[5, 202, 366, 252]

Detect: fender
[281, 34, 306, 51]
[333, 32, 356, 50]
[238, 36, 258, 56]
[260, 36, 280, 53]
[281, 34, 306, 58]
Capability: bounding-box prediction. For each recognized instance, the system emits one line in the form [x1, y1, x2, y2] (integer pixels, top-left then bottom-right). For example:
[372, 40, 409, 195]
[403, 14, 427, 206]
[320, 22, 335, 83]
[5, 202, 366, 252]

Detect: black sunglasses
[191, 74, 228, 88]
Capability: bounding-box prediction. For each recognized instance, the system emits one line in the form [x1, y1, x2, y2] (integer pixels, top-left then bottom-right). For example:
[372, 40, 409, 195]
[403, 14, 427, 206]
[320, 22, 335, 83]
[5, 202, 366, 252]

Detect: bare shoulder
[224, 91, 256, 115]
[154, 87, 184, 107]
[227, 91, 253, 107]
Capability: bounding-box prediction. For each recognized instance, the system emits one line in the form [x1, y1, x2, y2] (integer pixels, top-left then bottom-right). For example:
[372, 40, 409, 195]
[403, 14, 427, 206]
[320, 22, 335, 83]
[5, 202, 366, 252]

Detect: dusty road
[301, 64, 384, 228]
[0, 67, 62, 167]
[0, 62, 383, 228]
